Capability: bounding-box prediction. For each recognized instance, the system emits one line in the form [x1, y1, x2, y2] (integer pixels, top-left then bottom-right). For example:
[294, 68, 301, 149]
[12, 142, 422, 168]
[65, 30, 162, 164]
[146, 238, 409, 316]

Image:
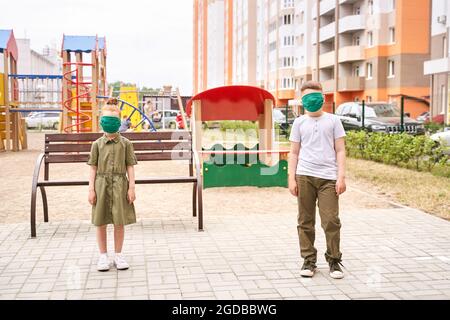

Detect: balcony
[322, 79, 336, 93]
[339, 15, 365, 34]
[338, 46, 365, 63]
[320, 22, 336, 42]
[320, 0, 336, 16]
[338, 77, 365, 92]
[319, 51, 335, 69]
[424, 57, 450, 75]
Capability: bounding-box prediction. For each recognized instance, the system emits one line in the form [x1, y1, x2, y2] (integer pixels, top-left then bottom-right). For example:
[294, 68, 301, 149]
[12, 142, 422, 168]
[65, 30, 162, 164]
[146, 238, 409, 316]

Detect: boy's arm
[335, 137, 347, 195]
[127, 165, 136, 204]
[288, 142, 301, 197]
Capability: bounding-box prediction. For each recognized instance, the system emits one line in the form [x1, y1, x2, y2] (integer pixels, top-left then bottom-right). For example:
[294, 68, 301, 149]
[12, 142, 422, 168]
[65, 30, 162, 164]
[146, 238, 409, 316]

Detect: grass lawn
[347, 158, 450, 221]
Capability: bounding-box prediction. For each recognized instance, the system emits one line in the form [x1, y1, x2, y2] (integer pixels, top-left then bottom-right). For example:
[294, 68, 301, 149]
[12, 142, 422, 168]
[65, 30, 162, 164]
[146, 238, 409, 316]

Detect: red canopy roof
[186, 86, 275, 121]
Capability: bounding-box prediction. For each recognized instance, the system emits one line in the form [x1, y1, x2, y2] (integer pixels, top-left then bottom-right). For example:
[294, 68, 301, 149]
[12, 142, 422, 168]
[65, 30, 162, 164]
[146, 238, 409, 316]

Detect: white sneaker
[329, 260, 345, 279]
[97, 254, 110, 272]
[114, 253, 130, 270]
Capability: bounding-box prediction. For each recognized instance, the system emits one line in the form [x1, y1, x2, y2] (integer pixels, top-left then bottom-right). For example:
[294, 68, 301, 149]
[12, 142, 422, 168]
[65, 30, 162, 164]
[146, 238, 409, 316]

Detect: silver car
[431, 128, 450, 155]
[25, 112, 60, 130]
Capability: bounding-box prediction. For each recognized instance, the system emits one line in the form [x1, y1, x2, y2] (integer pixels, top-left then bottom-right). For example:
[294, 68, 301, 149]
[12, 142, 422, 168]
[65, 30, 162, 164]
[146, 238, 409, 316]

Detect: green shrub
[346, 131, 450, 178]
[219, 121, 258, 132]
[425, 122, 445, 134]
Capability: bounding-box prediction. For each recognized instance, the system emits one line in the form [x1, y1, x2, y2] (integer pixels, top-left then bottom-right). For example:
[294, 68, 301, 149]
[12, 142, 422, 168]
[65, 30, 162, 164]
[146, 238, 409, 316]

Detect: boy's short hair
[301, 81, 323, 93]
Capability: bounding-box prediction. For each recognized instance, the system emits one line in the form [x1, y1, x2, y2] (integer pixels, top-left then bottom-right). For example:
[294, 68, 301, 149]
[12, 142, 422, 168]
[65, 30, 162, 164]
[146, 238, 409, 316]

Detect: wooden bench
[30, 131, 203, 238]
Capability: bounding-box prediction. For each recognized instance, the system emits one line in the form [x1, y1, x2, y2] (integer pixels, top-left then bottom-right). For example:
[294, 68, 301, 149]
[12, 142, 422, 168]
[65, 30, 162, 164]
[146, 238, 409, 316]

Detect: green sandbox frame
[202, 144, 288, 189]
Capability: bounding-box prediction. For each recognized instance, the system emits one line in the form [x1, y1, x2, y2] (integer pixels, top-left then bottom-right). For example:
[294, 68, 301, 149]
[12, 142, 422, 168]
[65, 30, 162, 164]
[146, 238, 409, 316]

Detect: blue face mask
[302, 92, 324, 113]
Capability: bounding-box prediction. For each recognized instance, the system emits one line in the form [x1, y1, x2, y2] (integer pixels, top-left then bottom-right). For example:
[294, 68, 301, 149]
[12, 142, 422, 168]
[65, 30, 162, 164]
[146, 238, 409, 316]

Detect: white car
[25, 112, 60, 130]
[431, 128, 450, 155]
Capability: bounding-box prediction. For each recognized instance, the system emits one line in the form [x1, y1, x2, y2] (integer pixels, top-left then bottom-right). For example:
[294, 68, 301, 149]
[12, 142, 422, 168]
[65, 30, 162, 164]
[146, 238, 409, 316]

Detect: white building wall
[207, 0, 225, 88]
[16, 39, 61, 75]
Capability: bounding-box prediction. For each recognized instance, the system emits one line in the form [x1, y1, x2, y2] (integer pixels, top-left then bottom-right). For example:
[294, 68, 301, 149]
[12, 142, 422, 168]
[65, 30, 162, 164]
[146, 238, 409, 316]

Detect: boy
[88, 98, 138, 271]
[288, 81, 347, 279]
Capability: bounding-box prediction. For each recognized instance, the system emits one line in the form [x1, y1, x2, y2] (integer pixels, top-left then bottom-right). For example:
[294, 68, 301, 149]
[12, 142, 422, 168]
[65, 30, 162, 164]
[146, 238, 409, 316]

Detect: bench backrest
[44, 131, 192, 164]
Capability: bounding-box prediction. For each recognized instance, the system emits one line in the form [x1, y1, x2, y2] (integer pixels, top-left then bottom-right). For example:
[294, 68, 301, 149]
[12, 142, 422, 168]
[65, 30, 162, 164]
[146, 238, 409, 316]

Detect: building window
[388, 60, 395, 78]
[441, 85, 447, 114]
[389, 27, 396, 44]
[368, 32, 374, 47]
[369, 0, 374, 15]
[353, 66, 360, 77]
[353, 36, 360, 46]
[391, 0, 396, 11]
[443, 36, 447, 58]
[367, 63, 373, 79]
[354, 6, 361, 15]
[366, 96, 373, 103]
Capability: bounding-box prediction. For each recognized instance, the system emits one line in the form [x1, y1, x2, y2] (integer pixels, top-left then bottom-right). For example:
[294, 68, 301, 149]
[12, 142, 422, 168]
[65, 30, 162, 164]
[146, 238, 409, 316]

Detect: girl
[87, 98, 138, 272]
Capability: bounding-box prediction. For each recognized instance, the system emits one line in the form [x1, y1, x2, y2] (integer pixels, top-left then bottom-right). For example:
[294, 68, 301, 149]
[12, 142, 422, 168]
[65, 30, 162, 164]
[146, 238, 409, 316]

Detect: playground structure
[60, 35, 107, 133]
[187, 86, 289, 189]
[0, 29, 27, 151]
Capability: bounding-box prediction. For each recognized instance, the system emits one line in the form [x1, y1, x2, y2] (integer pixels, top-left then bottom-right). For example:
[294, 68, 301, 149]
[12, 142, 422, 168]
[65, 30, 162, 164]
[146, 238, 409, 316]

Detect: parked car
[147, 110, 178, 129]
[335, 102, 425, 135]
[416, 111, 430, 123]
[431, 128, 450, 155]
[273, 108, 295, 133]
[25, 112, 60, 130]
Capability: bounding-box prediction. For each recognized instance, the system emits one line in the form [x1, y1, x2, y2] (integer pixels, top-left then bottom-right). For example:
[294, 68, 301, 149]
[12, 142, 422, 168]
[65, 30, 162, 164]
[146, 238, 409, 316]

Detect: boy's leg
[96, 225, 107, 254]
[296, 175, 318, 264]
[114, 225, 125, 253]
[317, 179, 342, 262]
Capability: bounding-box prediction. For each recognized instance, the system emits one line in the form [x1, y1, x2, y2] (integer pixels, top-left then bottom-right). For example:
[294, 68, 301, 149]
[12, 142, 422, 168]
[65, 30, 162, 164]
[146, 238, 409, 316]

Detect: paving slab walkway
[0, 207, 449, 300]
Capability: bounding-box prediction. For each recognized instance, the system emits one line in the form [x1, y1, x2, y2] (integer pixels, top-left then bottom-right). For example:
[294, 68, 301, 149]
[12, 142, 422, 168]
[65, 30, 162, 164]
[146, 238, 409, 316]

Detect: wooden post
[61, 51, 71, 133]
[258, 99, 274, 166]
[176, 87, 188, 130]
[11, 58, 19, 151]
[191, 100, 202, 154]
[4, 53, 10, 151]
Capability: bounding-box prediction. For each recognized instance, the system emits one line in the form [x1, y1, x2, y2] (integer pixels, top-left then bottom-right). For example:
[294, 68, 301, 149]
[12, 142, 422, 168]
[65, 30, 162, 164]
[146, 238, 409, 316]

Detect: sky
[2, 0, 193, 95]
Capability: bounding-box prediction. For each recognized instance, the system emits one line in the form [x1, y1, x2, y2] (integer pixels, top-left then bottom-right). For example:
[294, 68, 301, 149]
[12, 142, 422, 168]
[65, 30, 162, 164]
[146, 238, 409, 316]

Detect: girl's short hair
[102, 98, 120, 115]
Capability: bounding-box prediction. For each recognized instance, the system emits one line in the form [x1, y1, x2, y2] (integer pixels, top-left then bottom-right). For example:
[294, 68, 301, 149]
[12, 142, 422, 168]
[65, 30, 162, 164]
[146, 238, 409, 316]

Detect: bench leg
[193, 182, 197, 217]
[30, 185, 38, 238]
[40, 186, 49, 223]
[197, 182, 203, 232]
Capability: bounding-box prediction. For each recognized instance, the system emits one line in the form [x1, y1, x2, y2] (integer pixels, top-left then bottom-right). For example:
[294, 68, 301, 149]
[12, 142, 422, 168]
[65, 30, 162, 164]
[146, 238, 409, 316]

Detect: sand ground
[0, 132, 396, 225]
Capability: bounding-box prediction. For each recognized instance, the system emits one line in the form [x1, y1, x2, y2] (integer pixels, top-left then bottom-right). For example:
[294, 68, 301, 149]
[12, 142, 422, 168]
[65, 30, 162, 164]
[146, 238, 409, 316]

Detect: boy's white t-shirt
[289, 112, 346, 181]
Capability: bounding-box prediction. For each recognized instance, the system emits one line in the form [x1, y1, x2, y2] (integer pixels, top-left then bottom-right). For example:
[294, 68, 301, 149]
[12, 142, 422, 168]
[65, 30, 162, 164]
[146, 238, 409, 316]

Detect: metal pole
[362, 100, 365, 130]
[400, 96, 405, 133]
[333, 102, 335, 114]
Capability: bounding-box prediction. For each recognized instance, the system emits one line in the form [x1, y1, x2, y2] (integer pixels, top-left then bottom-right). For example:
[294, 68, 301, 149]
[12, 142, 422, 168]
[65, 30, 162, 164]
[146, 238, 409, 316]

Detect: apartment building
[424, 0, 450, 124]
[193, 0, 226, 94]
[194, 0, 431, 117]
[193, 0, 314, 106]
[312, 0, 431, 117]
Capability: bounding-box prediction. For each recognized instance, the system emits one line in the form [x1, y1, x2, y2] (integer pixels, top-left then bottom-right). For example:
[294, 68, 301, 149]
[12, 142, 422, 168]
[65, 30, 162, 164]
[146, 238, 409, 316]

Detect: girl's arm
[127, 165, 136, 204]
[88, 166, 97, 205]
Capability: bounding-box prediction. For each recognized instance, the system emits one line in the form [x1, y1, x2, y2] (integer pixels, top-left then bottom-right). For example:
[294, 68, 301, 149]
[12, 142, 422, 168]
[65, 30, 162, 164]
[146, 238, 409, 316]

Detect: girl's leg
[96, 225, 108, 254]
[114, 225, 125, 253]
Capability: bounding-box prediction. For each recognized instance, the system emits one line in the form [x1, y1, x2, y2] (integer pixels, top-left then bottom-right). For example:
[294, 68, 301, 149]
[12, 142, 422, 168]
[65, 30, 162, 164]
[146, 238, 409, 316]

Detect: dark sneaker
[329, 259, 345, 279]
[300, 260, 317, 278]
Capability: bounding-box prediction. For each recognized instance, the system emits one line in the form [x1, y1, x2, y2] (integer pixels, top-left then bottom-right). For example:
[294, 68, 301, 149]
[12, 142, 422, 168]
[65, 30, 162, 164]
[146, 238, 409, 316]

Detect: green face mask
[302, 92, 324, 113]
[100, 116, 121, 133]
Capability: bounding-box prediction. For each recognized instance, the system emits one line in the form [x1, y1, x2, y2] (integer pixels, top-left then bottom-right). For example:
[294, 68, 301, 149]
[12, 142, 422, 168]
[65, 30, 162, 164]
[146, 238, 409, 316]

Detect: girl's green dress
[87, 134, 138, 226]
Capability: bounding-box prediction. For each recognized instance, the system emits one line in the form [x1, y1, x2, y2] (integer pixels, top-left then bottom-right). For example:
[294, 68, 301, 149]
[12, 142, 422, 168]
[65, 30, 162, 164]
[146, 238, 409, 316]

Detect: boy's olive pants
[296, 175, 342, 264]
